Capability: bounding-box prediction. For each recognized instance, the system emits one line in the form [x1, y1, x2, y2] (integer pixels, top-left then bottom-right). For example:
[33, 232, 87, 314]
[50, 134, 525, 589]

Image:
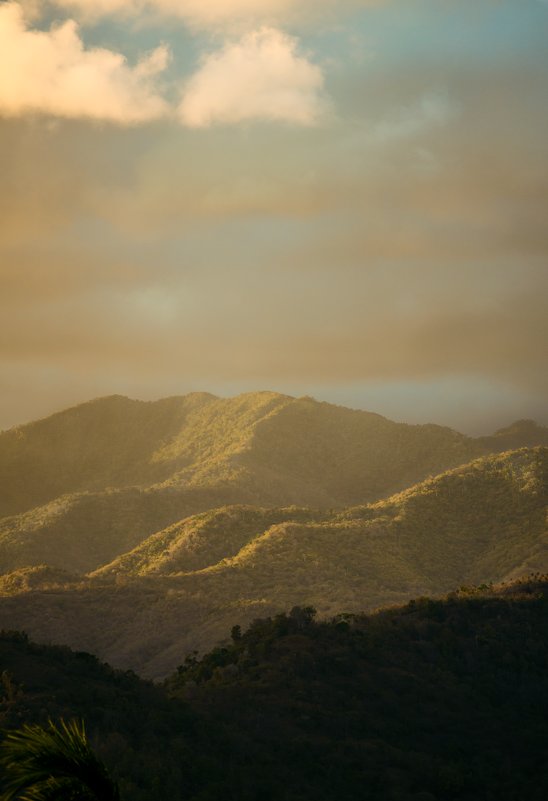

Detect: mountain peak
[483, 419, 548, 449]
[494, 419, 545, 436]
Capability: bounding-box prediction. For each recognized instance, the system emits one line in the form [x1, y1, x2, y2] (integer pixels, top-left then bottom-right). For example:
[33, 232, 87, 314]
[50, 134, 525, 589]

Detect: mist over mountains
[0, 392, 546, 677]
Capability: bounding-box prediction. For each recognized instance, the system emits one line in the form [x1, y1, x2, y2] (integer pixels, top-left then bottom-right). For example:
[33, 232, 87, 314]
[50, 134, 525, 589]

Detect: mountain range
[0, 392, 546, 677]
[3, 392, 546, 521]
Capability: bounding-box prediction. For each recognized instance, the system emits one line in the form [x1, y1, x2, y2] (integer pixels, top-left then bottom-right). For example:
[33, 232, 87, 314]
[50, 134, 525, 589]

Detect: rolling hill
[0, 447, 545, 678]
[1, 392, 547, 577]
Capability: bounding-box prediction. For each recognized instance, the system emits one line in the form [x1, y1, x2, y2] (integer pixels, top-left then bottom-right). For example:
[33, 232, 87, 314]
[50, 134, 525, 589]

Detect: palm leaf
[0, 719, 119, 801]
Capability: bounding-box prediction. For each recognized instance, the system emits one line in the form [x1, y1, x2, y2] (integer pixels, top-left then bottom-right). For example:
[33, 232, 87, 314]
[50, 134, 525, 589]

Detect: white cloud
[0, 5, 329, 127]
[179, 27, 326, 127]
[0, 2, 169, 122]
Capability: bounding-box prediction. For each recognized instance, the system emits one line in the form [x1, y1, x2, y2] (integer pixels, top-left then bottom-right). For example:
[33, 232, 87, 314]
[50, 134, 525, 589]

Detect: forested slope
[2, 578, 548, 800]
[0, 448, 545, 677]
[3, 391, 546, 522]
[0, 392, 546, 576]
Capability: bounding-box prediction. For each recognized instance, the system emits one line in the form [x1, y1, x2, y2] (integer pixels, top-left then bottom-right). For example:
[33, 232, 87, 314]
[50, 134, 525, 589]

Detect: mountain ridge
[3, 391, 547, 521]
[0, 446, 545, 678]
[1, 392, 547, 580]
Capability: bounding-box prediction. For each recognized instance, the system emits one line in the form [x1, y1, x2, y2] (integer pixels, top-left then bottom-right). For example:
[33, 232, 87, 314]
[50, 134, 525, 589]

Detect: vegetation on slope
[0, 394, 215, 518]
[0, 448, 545, 678]
[92, 505, 328, 578]
[2, 578, 548, 800]
[0, 718, 120, 801]
[166, 577, 548, 801]
[479, 418, 548, 451]
[0, 392, 296, 519]
[0, 484, 248, 575]
[242, 396, 478, 506]
[3, 392, 546, 526]
[1, 392, 546, 580]
[0, 631, 217, 801]
[0, 565, 78, 596]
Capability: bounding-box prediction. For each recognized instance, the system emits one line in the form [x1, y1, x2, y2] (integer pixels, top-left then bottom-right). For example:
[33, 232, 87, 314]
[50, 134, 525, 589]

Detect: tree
[0, 718, 119, 801]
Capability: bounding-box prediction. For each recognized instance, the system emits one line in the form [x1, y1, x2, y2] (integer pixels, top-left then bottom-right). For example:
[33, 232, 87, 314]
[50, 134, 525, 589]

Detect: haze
[1, 0, 547, 434]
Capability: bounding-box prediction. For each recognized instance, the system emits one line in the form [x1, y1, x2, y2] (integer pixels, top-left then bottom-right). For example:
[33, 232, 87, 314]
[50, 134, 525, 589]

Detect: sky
[1, 0, 547, 435]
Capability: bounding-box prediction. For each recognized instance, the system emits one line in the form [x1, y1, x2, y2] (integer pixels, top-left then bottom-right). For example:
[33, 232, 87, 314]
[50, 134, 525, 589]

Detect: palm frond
[0, 719, 119, 801]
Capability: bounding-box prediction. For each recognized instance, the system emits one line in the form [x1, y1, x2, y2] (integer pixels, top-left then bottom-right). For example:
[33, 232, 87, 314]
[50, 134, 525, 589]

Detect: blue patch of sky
[82, 19, 203, 77]
[33, 0, 548, 88]
[25, 6, 201, 77]
[304, 0, 548, 73]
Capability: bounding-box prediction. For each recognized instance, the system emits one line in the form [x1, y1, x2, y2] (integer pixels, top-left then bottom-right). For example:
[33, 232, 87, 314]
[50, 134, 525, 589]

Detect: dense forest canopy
[1, 579, 548, 800]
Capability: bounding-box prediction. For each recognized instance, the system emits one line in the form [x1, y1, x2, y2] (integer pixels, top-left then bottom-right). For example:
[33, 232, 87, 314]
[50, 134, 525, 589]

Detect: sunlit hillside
[1, 393, 547, 578]
[0, 447, 545, 678]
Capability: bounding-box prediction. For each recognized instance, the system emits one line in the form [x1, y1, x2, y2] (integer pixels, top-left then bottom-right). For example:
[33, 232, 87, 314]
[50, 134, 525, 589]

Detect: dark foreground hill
[2, 578, 548, 801]
[0, 631, 216, 801]
[0, 448, 546, 678]
[1, 393, 547, 577]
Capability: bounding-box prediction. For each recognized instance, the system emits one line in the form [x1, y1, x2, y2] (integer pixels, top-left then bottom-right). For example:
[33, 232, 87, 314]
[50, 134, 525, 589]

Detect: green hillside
[0, 565, 78, 595]
[92, 505, 328, 578]
[0, 392, 296, 518]
[1, 392, 546, 577]
[2, 578, 548, 800]
[0, 448, 545, 678]
[4, 391, 544, 522]
[98, 445, 548, 596]
[0, 484, 248, 575]
[0, 394, 211, 517]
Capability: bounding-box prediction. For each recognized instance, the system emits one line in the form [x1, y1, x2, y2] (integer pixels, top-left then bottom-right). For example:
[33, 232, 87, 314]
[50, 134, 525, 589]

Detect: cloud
[179, 27, 326, 127]
[2, 0, 547, 432]
[0, 4, 327, 126]
[0, 2, 169, 122]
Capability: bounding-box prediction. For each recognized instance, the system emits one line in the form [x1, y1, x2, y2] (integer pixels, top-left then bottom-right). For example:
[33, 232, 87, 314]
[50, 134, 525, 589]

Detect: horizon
[2, 387, 546, 438]
[1, 1, 547, 434]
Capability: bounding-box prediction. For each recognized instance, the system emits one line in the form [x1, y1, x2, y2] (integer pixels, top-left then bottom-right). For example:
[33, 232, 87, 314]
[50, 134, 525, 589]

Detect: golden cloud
[0, 2, 169, 122]
[179, 28, 327, 127]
